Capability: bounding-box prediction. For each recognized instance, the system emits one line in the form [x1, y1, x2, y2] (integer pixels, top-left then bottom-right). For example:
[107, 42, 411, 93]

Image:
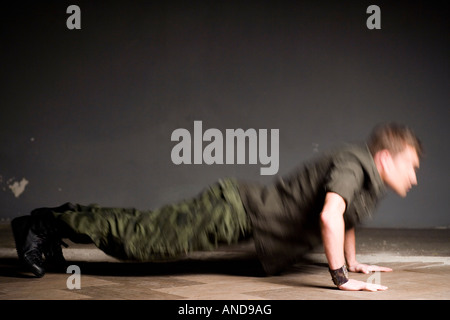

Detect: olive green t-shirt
[238, 143, 387, 275]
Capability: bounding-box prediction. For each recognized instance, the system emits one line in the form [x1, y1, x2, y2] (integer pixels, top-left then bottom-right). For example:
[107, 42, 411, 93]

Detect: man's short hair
[367, 123, 423, 158]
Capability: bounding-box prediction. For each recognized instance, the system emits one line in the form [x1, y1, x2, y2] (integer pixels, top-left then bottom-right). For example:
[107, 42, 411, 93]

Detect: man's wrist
[346, 260, 359, 270]
[329, 265, 349, 286]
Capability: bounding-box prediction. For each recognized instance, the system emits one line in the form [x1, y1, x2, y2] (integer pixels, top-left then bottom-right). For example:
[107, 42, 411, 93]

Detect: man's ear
[378, 149, 393, 172]
[374, 149, 391, 172]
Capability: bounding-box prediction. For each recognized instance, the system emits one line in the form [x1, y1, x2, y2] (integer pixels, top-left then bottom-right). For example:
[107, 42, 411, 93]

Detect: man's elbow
[320, 207, 346, 230]
[320, 210, 334, 230]
[320, 192, 347, 228]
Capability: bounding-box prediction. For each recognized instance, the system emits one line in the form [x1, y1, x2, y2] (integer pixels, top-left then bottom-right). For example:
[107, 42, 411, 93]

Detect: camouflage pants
[53, 179, 251, 261]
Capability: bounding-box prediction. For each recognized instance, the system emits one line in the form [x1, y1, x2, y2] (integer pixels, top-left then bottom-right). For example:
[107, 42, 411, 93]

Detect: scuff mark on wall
[312, 143, 319, 153]
[8, 178, 29, 198]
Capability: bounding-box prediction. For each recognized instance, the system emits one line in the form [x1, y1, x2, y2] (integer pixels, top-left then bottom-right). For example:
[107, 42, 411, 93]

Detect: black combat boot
[11, 216, 46, 277]
[11, 207, 71, 278]
[30, 203, 75, 269]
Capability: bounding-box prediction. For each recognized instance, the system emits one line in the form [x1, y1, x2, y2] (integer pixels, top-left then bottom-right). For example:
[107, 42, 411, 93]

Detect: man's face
[383, 145, 420, 197]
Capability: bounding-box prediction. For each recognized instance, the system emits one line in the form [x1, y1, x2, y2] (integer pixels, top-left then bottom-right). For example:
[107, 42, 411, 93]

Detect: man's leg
[120, 178, 252, 261]
[55, 178, 251, 261]
[12, 178, 251, 277]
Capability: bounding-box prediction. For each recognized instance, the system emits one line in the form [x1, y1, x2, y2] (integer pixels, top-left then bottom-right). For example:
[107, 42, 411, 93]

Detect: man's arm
[344, 227, 357, 268]
[320, 192, 389, 291]
[320, 192, 346, 270]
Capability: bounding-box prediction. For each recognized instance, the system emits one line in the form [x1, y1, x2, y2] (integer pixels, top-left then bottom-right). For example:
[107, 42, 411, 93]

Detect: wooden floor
[1, 223, 449, 300]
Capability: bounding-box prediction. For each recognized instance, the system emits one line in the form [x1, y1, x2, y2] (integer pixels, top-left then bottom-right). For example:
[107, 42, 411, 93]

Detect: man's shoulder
[331, 142, 370, 157]
[326, 142, 373, 167]
[290, 142, 370, 178]
[329, 142, 385, 195]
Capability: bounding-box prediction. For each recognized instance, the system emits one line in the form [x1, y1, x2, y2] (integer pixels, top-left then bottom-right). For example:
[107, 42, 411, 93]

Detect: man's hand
[337, 263, 392, 291]
[339, 279, 388, 292]
[348, 263, 393, 274]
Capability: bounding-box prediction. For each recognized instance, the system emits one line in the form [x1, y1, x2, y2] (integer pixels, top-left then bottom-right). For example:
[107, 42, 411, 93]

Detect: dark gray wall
[1, 1, 448, 228]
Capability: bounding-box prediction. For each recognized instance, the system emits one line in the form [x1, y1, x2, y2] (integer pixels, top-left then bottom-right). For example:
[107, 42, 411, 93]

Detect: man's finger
[365, 283, 388, 291]
[365, 285, 377, 292]
[369, 265, 393, 272]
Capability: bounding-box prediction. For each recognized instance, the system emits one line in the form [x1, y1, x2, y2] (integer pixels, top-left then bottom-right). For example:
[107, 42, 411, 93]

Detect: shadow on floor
[0, 254, 327, 279]
[0, 256, 268, 279]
